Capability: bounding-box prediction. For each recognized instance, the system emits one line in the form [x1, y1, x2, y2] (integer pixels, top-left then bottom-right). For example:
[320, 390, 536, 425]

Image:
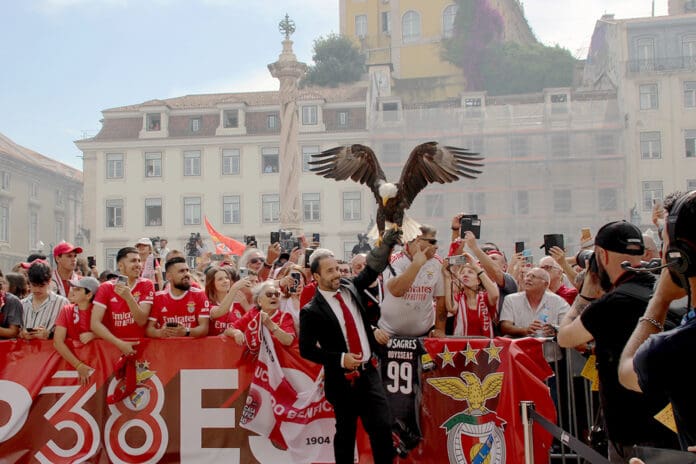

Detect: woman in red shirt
[443, 252, 499, 338]
[226, 281, 295, 353]
[53, 277, 99, 385]
[205, 266, 253, 335]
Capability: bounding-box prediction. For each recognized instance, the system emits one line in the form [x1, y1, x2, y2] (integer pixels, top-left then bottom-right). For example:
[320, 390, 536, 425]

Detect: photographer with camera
[557, 221, 679, 462]
[620, 191, 696, 451]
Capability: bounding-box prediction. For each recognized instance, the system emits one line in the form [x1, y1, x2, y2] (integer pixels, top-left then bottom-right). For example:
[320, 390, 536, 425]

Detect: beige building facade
[75, 87, 375, 269]
[0, 133, 83, 270]
[583, 10, 696, 226]
[77, 74, 627, 266]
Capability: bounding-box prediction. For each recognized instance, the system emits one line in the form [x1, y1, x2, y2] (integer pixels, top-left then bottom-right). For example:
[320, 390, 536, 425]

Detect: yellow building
[339, 0, 537, 101]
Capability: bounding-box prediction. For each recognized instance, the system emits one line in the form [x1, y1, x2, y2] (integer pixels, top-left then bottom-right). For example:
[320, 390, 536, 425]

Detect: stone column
[268, 15, 307, 237]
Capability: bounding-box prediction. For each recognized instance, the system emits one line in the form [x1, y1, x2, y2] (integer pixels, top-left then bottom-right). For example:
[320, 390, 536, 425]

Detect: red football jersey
[208, 302, 245, 336]
[149, 287, 210, 328]
[233, 308, 296, 354]
[93, 278, 155, 338]
[55, 303, 92, 340]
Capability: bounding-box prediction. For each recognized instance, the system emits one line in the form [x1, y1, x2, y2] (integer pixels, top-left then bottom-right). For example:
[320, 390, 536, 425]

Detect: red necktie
[334, 292, 362, 356]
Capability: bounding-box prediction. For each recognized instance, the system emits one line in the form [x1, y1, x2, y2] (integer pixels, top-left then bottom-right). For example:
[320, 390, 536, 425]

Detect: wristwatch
[185, 327, 190, 337]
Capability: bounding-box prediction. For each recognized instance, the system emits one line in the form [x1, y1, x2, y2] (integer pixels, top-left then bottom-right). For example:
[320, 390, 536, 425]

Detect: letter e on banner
[180, 369, 240, 463]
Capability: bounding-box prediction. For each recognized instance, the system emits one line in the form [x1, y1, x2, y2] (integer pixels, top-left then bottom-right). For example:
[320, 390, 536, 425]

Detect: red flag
[418, 337, 555, 464]
[204, 216, 246, 256]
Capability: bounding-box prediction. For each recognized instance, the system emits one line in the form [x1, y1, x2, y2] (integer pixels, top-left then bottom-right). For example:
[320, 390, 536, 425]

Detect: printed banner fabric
[0, 336, 555, 463]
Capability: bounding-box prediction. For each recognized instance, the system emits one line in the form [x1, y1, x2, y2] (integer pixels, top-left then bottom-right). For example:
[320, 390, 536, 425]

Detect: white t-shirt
[378, 251, 444, 337]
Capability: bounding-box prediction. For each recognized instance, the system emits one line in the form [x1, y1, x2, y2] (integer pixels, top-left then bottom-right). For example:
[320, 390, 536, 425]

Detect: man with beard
[557, 221, 679, 462]
[146, 257, 209, 338]
[300, 228, 400, 464]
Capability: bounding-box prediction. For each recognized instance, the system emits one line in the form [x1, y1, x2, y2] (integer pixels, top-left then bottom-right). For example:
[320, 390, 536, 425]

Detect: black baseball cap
[594, 220, 644, 256]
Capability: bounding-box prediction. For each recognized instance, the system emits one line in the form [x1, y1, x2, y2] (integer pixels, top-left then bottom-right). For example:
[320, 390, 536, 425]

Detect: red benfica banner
[0, 337, 554, 463]
[412, 337, 555, 464]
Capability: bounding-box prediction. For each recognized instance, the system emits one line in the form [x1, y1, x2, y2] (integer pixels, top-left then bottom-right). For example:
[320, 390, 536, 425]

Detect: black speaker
[665, 190, 696, 287]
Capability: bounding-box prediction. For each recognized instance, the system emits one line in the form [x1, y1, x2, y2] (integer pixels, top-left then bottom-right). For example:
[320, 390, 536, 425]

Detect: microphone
[620, 259, 672, 273]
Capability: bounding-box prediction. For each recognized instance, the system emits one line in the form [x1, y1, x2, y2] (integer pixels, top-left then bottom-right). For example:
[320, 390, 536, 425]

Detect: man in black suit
[300, 228, 400, 464]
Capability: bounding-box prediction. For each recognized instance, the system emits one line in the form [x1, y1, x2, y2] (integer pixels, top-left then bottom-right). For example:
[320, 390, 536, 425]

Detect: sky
[0, 0, 668, 170]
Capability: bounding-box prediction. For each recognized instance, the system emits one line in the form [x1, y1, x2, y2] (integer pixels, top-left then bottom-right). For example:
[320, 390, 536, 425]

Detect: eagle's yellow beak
[382, 197, 389, 207]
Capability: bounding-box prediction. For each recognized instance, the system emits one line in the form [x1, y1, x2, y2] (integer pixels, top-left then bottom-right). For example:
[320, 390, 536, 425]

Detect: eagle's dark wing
[398, 142, 484, 208]
[308, 144, 387, 202]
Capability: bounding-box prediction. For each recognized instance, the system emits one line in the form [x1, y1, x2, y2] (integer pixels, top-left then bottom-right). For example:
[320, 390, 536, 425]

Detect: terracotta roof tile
[92, 117, 143, 140]
[0, 132, 82, 181]
[104, 84, 367, 113]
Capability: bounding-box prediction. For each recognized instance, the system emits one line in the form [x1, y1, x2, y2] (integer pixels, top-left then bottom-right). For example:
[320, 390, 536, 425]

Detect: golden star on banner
[437, 344, 457, 368]
[460, 342, 480, 366]
[484, 340, 503, 363]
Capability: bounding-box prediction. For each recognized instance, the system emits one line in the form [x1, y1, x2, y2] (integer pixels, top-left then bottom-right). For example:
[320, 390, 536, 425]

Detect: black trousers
[328, 365, 395, 464]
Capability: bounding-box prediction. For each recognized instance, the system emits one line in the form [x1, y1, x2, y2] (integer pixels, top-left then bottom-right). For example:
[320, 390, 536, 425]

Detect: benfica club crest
[425, 342, 507, 464]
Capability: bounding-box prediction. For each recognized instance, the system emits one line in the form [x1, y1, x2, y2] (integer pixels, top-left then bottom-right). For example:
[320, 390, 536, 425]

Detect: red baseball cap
[53, 242, 83, 258]
[20, 258, 48, 269]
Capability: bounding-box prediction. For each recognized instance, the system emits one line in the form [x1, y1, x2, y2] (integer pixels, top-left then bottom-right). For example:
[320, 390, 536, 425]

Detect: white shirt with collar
[317, 287, 371, 368]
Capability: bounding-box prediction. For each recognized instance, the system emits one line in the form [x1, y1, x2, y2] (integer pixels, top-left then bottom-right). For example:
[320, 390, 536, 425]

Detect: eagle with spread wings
[309, 141, 484, 242]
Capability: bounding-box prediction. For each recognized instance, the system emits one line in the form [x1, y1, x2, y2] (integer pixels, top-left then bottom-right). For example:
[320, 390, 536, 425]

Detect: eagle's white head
[378, 182, 398, 206]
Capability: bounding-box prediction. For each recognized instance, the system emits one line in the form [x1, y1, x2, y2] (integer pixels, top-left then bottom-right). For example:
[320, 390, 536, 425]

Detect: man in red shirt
[146, 257, 210, 338]
[91, 247, 154, 355]
[52, 242, 83, 298]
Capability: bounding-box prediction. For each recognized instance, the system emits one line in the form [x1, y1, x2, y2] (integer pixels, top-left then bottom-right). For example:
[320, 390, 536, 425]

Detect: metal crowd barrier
[520, 400, 610, 464]
[541, 338, 603, 463]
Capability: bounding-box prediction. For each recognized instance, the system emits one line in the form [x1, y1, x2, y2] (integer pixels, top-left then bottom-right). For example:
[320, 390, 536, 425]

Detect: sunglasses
[265, 291, 281, 298]
[249, 258, 265, 265]
[420, 238, 438, 245]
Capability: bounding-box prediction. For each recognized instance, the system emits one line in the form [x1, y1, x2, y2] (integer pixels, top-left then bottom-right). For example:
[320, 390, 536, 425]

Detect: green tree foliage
[443, 0, 576, 95]
[302, 34, 365, 88]
[480, 42, 576, 95]
[442, 0, 504, 90]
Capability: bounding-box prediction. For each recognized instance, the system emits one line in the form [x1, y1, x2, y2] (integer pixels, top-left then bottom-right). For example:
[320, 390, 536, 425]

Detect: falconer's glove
[366, 227, 402, 274]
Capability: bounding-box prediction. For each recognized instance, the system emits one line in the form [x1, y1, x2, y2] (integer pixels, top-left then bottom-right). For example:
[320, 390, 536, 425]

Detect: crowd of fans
[2, 191, 695, 464]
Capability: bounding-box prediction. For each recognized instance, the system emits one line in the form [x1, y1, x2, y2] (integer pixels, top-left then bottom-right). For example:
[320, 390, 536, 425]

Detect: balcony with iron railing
[626, 55, 696, 74]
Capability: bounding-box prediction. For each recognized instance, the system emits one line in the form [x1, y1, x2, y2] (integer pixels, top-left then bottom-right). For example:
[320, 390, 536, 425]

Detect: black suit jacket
[299, 265, 381, 400]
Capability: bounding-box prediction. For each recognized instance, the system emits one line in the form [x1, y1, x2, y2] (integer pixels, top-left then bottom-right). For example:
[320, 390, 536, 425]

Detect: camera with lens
[243, 235, 257, 248]
[576, 250, 598, 273]
[391, 419, 421, 458]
